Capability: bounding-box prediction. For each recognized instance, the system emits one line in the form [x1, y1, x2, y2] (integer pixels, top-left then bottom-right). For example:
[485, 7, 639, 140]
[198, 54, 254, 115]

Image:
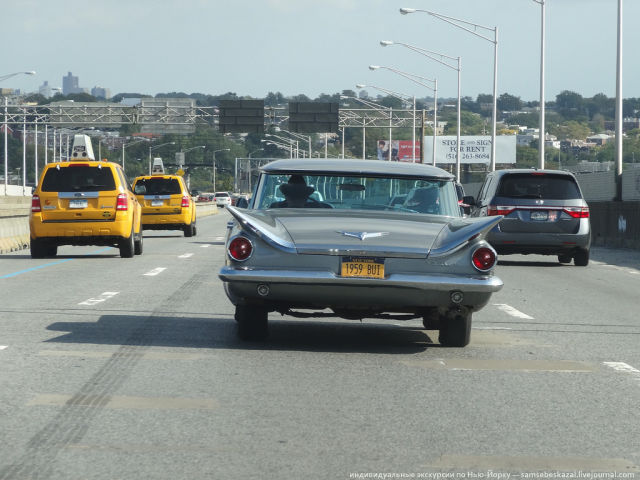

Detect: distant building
[39, 81, 61, 98]
[91, 86, 111, 99]
[62, 72, 87, 95]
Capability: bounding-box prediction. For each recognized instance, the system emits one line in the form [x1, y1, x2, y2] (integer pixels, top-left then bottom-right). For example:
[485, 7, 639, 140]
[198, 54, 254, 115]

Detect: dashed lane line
[493, 303, 534, 320]
[143, 267, 167, 276]
[78, 292, 119, 306]
[603, 361, 640, 385]
[178, 253, 194, 258]
[0, 346, 7, 351]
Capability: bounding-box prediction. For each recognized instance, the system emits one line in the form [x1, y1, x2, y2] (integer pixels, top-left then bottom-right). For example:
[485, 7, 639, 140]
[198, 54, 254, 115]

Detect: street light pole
[356, 84, 416, 161]
[615, 0, 623, 200]
[533, 0, 546, 169]
[369, 65, 438, 166]
[212, 148, 230, 190]
[400, 8, 498, 172]
[148, 141, 176, 175]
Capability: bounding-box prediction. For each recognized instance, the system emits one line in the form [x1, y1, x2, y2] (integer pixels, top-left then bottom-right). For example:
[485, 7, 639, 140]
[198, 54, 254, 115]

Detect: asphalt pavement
[0, 210, 638, 480]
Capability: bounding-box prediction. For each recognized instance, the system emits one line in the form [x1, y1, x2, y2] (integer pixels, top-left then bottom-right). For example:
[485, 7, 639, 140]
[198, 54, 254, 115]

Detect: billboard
[423, 135, 516, 164]
[377, 140, 421, 162]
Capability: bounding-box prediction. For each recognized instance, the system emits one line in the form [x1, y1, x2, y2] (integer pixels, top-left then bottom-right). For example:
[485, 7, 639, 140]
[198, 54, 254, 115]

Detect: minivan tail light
[181, 196, 190, 208]
[488, 205, 514, 216]
[31, 194, 42, 212]
[472, 246, 497, 272]
[116, 193, 128, 211]
[563, 206, 589, 218]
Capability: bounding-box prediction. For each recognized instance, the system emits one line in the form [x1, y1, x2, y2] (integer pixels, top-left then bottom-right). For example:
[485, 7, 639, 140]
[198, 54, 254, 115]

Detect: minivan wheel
[119, 228, 135, 258]
[574, 248, 589, 267]
[236, 305, 268, 341]
[438, 313, 472, 347]
[558, 254, 572, 264]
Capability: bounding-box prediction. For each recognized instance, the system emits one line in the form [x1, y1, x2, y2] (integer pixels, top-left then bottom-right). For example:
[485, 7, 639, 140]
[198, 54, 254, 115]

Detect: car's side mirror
[236, 198, 248, 208]
[462, 195, 476, 207]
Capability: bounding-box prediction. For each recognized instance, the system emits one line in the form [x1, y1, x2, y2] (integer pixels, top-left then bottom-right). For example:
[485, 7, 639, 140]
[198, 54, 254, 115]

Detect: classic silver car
[219, 159, 503, 347]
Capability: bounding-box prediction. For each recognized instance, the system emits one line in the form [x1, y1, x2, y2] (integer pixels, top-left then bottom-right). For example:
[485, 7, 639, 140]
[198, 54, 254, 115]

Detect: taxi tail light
[116, 193, 128, 211]
[563, 206, 589, 218]
[487, 205, 515, 216]
[31, 194, 42, 212]
[472, 246, 497, 272]
[228, 236, 253, 261]
[181, 196, 190, 208]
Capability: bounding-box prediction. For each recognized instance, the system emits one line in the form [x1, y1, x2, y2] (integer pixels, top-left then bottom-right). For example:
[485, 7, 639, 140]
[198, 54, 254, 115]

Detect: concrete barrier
[590, 201, 640, 250]
[0, 199, 219, 254]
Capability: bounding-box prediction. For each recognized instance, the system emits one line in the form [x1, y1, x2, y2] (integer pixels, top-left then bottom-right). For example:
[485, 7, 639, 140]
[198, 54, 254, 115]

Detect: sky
[3, 0, 639, 102]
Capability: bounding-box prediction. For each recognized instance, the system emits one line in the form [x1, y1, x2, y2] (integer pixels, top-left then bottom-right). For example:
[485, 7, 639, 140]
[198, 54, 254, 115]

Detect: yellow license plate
[340, 257, 385, 279]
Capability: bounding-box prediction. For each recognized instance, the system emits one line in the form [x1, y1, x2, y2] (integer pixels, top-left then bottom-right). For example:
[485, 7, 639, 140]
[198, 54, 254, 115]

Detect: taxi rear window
[134, 177, 182, 195]
[41, 166, 116, 192]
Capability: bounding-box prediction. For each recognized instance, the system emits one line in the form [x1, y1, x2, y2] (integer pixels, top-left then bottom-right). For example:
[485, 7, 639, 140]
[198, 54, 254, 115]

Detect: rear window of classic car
[255, 173, 461, 216]
[41, 165, 117, 192]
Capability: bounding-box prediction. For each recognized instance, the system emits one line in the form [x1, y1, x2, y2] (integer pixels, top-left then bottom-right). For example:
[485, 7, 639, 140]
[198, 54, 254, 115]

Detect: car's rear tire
[236, 305, 268, 341]
[134, 231, 143, 255]
[558, 254, 572, 264]
[438, 313, 472, 347]
[183, 222, 195, 237]
[45, 244, 58, 257]
[30, 238, 47, 259]
[119, 228, 135, 258]
[574, 248, 589, 267]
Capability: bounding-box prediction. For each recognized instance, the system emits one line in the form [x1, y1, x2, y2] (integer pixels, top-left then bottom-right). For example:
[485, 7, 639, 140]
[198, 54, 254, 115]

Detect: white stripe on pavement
[144, 267, 167, 276]
[78, 292, 119, 306]
[200, 244, 211, 248]
[603, 362, 640, 377]
[0, 346, 7, 351]
[178, 253, 194, 258]
[493, 304, 534, 320]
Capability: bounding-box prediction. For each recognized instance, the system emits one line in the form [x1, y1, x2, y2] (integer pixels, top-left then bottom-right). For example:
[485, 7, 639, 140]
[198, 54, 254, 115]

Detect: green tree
[497, 93, 522, 112]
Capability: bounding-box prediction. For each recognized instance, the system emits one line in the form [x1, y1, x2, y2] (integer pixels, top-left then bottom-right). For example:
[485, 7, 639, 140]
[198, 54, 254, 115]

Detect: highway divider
[0, 197, 219, 254]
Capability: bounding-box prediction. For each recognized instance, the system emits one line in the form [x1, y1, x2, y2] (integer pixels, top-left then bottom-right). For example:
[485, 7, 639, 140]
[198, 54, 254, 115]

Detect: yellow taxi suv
[132, 174, 196, 237]
[30, 160, 143, 259]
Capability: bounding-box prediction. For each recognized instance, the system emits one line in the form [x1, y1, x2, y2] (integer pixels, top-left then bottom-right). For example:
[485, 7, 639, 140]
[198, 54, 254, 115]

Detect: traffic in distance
[26, 134, 592, 347]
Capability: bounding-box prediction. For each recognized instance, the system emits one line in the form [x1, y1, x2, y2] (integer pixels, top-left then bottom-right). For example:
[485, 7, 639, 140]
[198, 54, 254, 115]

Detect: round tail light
[472, 246, 497, 272]
[228, 236, 253, 261]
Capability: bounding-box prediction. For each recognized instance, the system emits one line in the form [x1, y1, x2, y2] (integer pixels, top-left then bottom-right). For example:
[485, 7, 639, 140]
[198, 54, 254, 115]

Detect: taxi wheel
[119, 228, 135, 258]
[30, 239, 47, 259]
[438, 313, 471, 347]
[134, 232, 143, 255]
[236, 305, 268, 341]
[183, 223, 196, 237]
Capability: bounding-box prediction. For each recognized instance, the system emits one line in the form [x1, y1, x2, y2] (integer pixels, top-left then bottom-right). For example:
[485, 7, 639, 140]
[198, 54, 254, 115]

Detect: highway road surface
[0, 211, 638, 479]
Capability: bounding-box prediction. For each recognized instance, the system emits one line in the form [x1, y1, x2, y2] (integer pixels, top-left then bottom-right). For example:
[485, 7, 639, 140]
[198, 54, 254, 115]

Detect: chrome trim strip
[144, 195, 171, 200]
[219, 266, 503, 292]
[58, 191, 100, 198]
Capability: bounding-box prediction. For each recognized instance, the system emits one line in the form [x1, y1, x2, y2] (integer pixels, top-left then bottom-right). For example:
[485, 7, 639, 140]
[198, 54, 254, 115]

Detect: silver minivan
[467, 169, 591, 266]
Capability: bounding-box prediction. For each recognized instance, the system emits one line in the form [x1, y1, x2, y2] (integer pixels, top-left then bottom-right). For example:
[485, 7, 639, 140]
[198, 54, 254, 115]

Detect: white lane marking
[601, 264, 640, 276]
[78, 292, 119, 306]
[143, 267, 167, 276]
[0, 346, 7, 351]
[200, 244, 211, 248]
[493, 303, 534, 320]
[178, 253, 194, 258]
[603, 362, 640, 384]
[474, 326, 514, 330]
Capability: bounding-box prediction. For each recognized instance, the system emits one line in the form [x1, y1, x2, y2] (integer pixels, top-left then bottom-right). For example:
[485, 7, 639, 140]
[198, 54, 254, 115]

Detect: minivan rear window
[497, 174, 581, 200]
[41, 166, 116, 192]
[134, 178, 182, 195]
